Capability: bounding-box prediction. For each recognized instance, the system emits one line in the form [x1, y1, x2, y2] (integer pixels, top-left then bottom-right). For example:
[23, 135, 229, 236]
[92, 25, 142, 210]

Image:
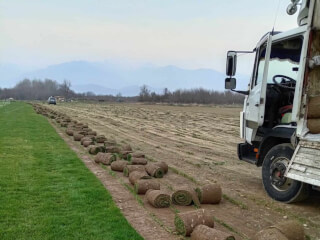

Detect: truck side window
[267, 37, 303, 84]
[254, 37, 303, 87]
[254, 45, 267, 86]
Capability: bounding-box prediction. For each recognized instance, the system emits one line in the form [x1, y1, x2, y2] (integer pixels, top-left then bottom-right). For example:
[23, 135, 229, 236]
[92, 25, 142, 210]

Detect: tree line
[0, 79, 244, 104]
[0, 79, 74, 100]
[139, 85, 244, 104]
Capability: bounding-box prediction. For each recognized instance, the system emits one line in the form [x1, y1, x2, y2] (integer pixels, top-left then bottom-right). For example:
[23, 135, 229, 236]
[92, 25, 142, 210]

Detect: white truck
[225, 0, 320, 202]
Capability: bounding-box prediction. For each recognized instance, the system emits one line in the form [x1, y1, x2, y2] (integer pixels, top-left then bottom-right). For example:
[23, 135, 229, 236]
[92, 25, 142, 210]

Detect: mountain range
[0, 61, 248, 96]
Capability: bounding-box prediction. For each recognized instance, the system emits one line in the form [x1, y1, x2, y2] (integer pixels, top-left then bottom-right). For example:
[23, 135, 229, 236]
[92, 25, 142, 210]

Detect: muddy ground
[45, 102, 320, 240]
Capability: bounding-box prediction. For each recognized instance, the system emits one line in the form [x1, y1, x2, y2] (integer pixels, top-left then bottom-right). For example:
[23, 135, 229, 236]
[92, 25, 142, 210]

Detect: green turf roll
[145, 163, 164, 178]
[174, 209, 214, 236]
[194, 184, 222, 204]
[88, 145, 106, 155]
[172, 187, 201, 207]
[146, 190, 171, 208]
[134, 179, 160, 194]
[129, 171, 151, 185]
[123, 165, 145, 177]
[191, 225, 235, 240]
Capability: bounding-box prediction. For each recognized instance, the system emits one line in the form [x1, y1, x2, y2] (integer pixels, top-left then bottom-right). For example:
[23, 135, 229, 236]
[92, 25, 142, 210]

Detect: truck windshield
[255, 36, 303, 86]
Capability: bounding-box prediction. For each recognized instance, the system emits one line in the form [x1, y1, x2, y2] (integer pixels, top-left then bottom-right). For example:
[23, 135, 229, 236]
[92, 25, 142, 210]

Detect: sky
[0, 0, 299, 73]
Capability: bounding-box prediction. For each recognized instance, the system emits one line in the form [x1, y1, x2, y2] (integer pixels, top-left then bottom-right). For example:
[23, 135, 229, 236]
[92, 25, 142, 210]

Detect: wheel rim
[269, 157, 293, 192]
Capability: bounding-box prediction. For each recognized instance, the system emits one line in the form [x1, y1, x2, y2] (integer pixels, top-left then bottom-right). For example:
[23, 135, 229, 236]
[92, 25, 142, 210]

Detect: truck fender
[257, 127, 296, 166]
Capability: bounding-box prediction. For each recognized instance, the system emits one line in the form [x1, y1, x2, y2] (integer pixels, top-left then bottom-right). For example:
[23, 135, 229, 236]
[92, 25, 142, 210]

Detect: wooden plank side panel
[291, 162, 320, 176]
[300, 140, 320, 149]
[286, 169, 320, 186]
[294, 154, 320, 168]
[298, 148, 320, 157]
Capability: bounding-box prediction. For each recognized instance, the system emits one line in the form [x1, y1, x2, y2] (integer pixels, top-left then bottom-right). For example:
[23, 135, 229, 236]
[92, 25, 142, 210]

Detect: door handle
[255, 103, 259, 107]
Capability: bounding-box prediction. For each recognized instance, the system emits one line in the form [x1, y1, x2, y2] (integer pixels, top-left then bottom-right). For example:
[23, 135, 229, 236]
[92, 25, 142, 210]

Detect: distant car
[48, 96, 56, 105]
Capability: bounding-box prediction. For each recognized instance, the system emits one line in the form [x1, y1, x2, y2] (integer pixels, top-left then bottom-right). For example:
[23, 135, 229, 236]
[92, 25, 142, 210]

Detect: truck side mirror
[226, 51, 237, 76]
[225, 77, 236, 90]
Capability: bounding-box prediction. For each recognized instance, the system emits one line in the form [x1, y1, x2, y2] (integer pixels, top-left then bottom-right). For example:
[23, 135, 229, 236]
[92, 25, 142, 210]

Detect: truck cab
[225, 0, 320, 202]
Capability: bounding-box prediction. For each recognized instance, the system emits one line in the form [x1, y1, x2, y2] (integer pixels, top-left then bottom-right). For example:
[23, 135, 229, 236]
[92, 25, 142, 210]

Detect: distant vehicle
[48, 96, 57, 105]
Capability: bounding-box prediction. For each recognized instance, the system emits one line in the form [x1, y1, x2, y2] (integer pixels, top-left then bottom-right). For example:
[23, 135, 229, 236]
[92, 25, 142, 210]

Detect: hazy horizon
[1, 1, 299, 71]
[0, 0, 302, 94]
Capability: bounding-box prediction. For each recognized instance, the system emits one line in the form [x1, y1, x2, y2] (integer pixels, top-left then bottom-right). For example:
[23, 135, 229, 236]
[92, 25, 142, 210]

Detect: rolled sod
[65, 128, 74, 136]
[81, 136, 95, 145]
[80, 137, 91, 145]
[174, 209, 214, 236]
[195, 184, 222, 204]
[131, 152, 145, 158]
[87, 130, 97, 136]
[191, 225, 235, 240]
[73, 133, 84, 141]
[172, 187, 201, 207]
[134, 179, 160, 194]
[146, 190, 171, 208]
[120, 151, 133, 160]
[307, 119, 320, 134]
[110, 160, 128, 172]
[122, 144, 132, 151]
[145, 164, 164, 178]
[88, 145, 106, 155]
[123, 165, 146, 177]
[105, 146, 121, 153]
[308, 96, 320, 119]
[60, 122, 68, 127]
[96, 135, 106, 143]
[129, 171, 151, 185]
[131, 157, 148, 165]
[271, 221, 304, 240]
[94, 152, 116, 165]
[253, 228, 289, 240]
[77, 130, 88, 135]
[83, 140, 94, 147]
[155, 161, 168, 174]
[104, 139, 117, 146]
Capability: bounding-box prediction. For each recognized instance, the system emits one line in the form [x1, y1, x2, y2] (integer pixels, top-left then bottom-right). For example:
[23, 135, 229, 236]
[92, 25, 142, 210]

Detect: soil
[46, 102, 320, 240]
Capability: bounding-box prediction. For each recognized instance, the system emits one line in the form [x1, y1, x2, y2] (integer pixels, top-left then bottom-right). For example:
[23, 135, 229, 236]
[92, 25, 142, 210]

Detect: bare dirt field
[45, 102, 320, 239]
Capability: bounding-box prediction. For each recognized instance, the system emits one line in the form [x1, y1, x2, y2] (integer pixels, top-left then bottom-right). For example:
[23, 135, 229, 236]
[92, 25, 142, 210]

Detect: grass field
[0, 102, 143, 240]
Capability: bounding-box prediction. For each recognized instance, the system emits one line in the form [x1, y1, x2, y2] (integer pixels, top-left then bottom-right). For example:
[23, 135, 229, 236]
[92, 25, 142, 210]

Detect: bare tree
[139, 85, 150, 102]
[60, 79, 72, 100]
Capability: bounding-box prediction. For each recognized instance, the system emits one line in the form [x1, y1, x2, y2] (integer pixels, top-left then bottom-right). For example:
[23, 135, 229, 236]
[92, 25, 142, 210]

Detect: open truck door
[244, 34, 273, 144]
[225, 34, 273, 145]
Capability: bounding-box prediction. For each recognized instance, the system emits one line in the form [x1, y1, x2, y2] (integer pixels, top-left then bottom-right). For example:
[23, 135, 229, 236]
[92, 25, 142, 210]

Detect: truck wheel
[262, 143, 310, 203]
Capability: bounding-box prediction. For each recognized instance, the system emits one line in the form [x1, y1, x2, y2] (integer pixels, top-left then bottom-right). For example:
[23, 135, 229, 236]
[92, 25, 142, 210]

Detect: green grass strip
[0, 102, 143, 240]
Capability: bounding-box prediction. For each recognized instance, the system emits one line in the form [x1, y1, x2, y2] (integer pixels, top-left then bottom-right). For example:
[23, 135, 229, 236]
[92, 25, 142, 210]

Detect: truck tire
[262, 143, 310, 203]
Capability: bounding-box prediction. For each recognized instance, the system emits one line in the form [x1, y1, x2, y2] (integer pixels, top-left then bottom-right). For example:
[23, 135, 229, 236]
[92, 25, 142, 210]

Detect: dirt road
[46, 102, 320, 239]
